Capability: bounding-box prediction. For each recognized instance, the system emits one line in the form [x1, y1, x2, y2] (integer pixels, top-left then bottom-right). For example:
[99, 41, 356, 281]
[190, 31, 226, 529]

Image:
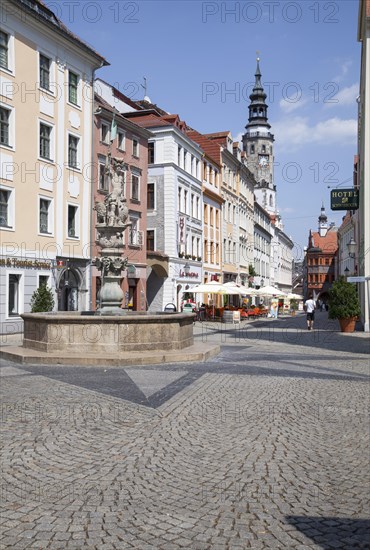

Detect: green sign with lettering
[330, 188, 359, 210]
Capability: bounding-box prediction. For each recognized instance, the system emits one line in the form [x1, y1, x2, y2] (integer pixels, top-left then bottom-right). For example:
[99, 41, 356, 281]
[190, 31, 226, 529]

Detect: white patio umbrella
[254, 285, 286, 297]
[286, 292, 303, 300]
[190, 281, 244, 318]
[222, 282, 252, 296]
[190, 281, 226, 294]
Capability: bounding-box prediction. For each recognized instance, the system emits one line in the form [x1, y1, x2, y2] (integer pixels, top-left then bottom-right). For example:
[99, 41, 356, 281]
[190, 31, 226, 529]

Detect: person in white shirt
[305, 293, 316, 330]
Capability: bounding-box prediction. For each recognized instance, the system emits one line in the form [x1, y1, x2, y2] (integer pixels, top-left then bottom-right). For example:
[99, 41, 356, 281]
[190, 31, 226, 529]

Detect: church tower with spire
[318, 203, 328, 237]
[242, 57, 276, 214]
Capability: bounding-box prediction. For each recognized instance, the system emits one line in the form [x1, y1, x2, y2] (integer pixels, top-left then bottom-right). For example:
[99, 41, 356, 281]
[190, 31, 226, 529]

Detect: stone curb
[0, 343, 220, 367]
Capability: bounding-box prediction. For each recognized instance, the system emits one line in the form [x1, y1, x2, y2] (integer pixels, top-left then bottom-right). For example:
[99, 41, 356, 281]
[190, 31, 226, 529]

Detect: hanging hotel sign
[178, 216, 186, 244]
[330, 189, 359, 210]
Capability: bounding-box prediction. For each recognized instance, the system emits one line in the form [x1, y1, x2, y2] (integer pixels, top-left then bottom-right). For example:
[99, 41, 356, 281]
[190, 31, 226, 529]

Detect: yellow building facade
[0, 0, 107, 334]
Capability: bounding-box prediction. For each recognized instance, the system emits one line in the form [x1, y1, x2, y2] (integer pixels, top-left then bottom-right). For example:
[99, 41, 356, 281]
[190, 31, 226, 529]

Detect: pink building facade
[92, 94, 152, 310]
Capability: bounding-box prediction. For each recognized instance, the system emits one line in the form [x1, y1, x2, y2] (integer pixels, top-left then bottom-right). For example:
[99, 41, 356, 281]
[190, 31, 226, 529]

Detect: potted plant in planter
[328, 277, 361, 333]
[290, 298, 298, 316]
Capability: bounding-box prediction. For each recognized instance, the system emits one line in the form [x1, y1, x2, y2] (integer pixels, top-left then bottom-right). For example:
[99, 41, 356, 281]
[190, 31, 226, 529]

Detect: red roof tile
[124, 113, 170, 128]
[309, 229, 338, 254]
[186, 130, 221, 167]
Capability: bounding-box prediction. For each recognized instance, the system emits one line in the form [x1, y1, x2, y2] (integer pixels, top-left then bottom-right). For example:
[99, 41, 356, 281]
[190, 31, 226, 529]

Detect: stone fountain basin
[22, 312, 195, 353]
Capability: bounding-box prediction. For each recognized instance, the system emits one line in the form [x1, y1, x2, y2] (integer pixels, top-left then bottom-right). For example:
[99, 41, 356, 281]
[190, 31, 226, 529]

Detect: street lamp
[344, 267, 350, 277]
[183, 262, 190, 276]
[347, 238, 356, 259]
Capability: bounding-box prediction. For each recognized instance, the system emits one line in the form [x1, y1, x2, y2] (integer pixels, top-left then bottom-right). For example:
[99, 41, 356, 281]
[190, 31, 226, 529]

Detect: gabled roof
[124, 113, 170, 128]
[124, 111, 190, 135]
[13, 0, 108, 66]
[203, 131, 231, 146]
[94, 94, 152, 138]
[308, 229, 338, 254]
[186, 129, 221, 167]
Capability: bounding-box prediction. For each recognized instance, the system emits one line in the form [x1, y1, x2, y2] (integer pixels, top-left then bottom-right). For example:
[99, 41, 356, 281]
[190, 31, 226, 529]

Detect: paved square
[1, 313, 369, 549]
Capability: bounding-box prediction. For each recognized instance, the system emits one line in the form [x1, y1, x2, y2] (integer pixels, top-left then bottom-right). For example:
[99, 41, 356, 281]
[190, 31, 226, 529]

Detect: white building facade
[124, 112, 204, 312]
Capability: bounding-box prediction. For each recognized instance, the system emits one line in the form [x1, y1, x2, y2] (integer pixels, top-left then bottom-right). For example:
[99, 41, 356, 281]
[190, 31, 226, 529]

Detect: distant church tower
[242, 57, 276, 214]
[318, 203, 328, 237]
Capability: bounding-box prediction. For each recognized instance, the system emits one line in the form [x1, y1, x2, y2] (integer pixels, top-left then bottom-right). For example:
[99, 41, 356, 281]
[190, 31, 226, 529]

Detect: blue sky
[50, 0, 360, 259]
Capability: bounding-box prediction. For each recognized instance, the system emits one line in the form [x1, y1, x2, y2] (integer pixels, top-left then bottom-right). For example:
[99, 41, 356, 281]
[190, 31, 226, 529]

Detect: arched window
[269, 194, 273, 207]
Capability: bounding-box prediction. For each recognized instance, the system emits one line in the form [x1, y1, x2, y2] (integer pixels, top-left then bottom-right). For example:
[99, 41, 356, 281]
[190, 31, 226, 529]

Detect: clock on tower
[258, 155, 269, 167]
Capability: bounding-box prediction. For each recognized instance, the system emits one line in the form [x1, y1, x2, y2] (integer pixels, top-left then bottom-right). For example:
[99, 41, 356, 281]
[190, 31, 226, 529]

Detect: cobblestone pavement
[1, 312, 369, 549]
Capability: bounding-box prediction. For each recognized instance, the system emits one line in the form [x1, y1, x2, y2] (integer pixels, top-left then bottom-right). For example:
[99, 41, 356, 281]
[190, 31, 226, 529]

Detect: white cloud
[274, 116, 357, 151]
[325, 83, 359, 108]
[332, 60, 353, 83]
[279, 97, 308, 113]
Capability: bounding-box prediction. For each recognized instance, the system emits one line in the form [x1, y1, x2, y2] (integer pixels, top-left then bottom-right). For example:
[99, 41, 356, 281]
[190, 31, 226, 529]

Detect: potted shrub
[290, 298, 298, 316]
[30, 284, 55, 313]
[328, 277, 361, 333]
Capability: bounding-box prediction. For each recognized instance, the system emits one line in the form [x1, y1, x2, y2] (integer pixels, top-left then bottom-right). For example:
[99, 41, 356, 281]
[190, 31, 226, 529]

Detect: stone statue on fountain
[92, 156, 131, 315]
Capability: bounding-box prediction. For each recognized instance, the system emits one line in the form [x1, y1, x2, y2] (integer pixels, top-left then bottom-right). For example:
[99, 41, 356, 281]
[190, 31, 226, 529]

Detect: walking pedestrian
[270, 296, 279, 319]
[304, 293, 316, 330]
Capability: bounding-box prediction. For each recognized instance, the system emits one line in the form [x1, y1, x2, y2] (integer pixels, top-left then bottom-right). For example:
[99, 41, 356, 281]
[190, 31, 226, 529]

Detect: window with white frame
[39, 122, 52, 160]
[118, 130, 125, 150]
[148, 142, 155, 164]
[0, 106, 10, 146]
[131, 173, 140, 201]
[183, 190, 188, 214]
[68, 134, 80, 169]
[132, 137, 139, 157]
[8, 274, 21, 317]
[101, 123, 109, 144]
[129, 216, 141, 246]
[39, 197, 53, 234]
[98, 157, 108, 191]
[0, 186, 13, 228]
[67, 204, 79, 238]
[68, 70, 79, 105]
[146, 229, 155, 251]
[147, 182, 155, 210]
[0, 30, 9, 70]
[39, 53, 51, 91]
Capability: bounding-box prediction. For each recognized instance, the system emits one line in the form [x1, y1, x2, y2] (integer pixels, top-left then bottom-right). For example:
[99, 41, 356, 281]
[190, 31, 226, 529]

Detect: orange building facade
[304, 206, 338, 303]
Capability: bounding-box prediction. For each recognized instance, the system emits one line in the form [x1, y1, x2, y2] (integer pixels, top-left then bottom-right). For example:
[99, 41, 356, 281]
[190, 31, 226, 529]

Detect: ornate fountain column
[93, 159, 131, 315]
